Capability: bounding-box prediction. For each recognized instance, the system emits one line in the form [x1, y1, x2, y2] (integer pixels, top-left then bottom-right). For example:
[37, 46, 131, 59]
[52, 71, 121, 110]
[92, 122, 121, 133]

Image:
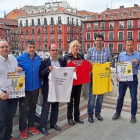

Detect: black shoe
[95, 113, 103, 121]
[130, 116, 136, 124]
[112, 113, 120, 120]
[40, 128, 48, 136]
[50, 124, 62, 130]
[68, 119, 75, 125]
[74, 117, 84, 124]
[88, 115, 94, 123]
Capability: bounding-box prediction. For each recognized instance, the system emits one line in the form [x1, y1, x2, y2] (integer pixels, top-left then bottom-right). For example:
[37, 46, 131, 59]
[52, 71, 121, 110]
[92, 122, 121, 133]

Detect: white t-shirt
[48, 66, 77, 102]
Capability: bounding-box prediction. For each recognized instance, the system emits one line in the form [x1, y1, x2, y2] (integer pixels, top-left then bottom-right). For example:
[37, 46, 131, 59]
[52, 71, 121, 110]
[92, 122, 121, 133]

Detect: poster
[7, 71, 25, 98]
[116, 62, 133, 81]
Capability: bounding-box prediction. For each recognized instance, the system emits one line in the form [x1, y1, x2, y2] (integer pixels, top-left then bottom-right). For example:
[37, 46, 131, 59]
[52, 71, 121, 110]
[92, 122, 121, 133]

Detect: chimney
[107, 8, 110, 10]
[4, 11, 6, 18]
[134, 4, 139, 7]
[120, 5, 124, 9]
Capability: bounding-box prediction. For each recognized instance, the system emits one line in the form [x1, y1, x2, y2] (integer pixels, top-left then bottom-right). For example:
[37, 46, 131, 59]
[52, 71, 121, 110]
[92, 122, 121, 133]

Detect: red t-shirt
[67, 60, 91, 85]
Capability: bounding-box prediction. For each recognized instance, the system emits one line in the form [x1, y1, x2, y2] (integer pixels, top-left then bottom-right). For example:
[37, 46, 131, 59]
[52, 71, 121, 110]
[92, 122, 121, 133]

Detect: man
[112, 39, 140, 124]
[0, 40, 22, 140]
[39, 44, 63, 136]
[86, 34, 112, 123]
[17, 40, 42, 139]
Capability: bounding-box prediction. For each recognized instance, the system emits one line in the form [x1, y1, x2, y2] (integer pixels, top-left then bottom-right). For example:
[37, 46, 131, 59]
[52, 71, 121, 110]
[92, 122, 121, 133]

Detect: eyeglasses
[0, 46, 9, 49]
[50, 50, 58, 52]
[95, 40, 103, 42]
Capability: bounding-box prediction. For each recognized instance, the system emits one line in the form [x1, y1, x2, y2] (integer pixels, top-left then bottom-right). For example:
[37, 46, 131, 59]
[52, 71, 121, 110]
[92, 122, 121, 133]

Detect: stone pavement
[12, 97, 140, 140]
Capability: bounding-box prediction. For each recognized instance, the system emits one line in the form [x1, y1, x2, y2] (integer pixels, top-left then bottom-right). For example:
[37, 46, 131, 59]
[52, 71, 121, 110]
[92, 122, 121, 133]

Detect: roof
[0, 18, 18, 26]
[77, 10, 96, 16]
[83, 5, 140, 22]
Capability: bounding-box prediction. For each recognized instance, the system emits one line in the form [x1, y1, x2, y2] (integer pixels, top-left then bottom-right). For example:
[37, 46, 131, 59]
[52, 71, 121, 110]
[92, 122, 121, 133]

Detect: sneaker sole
[27, 130, 39, 134]
[20, 136, 27, 139]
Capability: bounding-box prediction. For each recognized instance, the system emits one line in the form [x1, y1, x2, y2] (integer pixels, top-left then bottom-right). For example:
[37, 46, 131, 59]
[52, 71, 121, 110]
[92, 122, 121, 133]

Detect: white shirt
[0, 55, 18, 95]
[48, 67, 77, 102]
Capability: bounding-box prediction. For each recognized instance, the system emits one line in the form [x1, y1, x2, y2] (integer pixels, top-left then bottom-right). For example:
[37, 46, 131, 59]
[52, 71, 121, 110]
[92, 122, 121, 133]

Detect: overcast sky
[0, 0, 140, 18]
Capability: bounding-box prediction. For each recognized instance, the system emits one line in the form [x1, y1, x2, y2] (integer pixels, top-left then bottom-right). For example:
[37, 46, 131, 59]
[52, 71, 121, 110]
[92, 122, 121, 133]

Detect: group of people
[0, 33, 140, 140]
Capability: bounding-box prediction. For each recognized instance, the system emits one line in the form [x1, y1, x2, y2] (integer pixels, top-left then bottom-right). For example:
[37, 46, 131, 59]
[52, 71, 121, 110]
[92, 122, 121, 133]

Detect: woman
[63, 40, 84, 125]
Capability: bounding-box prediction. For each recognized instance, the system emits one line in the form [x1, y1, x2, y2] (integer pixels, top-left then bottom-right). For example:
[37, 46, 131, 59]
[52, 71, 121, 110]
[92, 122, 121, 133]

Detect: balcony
[31, 31, 35, 34]
[93, 27, 98, 30]
[37, 30, 41, 34]
[58, 39, 62, 42]
[100, 26, 105, 30]
[86, 28, 91, 31]
[31, 23, 35, 26]
[127, 25, 133, 29]
[50, 21, 54, 25]
[118, 26, 124, 29]
[20, 31, 23, 35]
[50, 39, 55, 42]
[50, 30, 54, 33]
[44, 39, 48, 42]
[109, 26, 114, 30]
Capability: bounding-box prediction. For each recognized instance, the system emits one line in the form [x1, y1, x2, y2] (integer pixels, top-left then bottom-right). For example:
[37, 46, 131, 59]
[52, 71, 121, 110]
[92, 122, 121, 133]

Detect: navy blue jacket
[40, 57, 64, 96]
[17, 52, 42, 91]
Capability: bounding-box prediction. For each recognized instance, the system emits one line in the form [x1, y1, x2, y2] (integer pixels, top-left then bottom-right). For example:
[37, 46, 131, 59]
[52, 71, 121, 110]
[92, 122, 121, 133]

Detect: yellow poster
[7, 71, 25, 98]
[92, 62, 112, 95]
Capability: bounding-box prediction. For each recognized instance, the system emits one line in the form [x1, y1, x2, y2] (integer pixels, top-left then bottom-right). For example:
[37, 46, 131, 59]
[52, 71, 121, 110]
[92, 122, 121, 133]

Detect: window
[26, 35, 29, 41]
[86, 43, 90, 51]
[127, 20, 133, 29]
[118, 43, 123, 52]
[101, 22, 105, 30]
[20, 35, 23, 41]
[58, 43, 62, 50]
[87, 33, 90, 40]
[32, 28, 34, 34]
[95, 15, 98, 19]
[20, 20, 22, 26]
[58, 16, 61, 24]
[51, 34, 54, 41]
[102, 15, 105, 18]
[138, 31, 140, 40]
[38, 35, 41, 41]
[138, 44, 140, 52]
[32, 35, 34, 41]
[38, 27, 41, 33]
[130, 12, 134, 16]
[67, 17, 70, 24]
[44, 35, 47, 41]
[72, 35, 74, 41]
[118, 32, 123, 40]
[127, 31, 133, 39]
[58, 34, 62, 41]
[26, 20, 28, 26]
[109, 22, 114, 29]
[120, 13, 124, 17]
[111, 14, 114, 18]
[21, 43, 23, 49]
[44, 18, 47, 25]
[76, 27, 78, 33]
[67, 34, 70, 41]
[138, 20, 140, 28]
[26, 28, 28, 34]
[72, 18, 74, 25]
[44, 27, 47, 33]
[51, 17, 54, 24]
[94, 22, 98, 30]
[109, 32, 114, 40]
[72, 26, 74, 33]
[100, 32, 105, 40]
[67, 26, 70, 33]
[119, 21, 124, 29]
[76, 35, 78, 40]
[93, 32, 98, 40]
[51, 26, 54, 33]
[44, 44, 47, 49]
[108, 43, 113, 52]
[76, 19, 78, 26]
[38, 19, 40, 26]
[86, 23, 91, 30]
[38, 43, 41, 49]
[31, 19, 34, 26]
[58, 25, 61, 32]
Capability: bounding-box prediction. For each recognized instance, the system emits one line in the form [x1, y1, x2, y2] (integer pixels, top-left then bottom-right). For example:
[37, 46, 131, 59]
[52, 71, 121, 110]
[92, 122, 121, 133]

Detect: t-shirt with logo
[92, 62, 112, 95]
[67, 60, 91, 85]
[48, 66, 77, 102]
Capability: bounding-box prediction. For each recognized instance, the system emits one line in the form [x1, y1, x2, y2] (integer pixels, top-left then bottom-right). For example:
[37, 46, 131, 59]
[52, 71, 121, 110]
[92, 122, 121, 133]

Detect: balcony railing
[58, 39, 62, 42]
[50, 21, 54, 25]
[58, 30, 62, 33]
[56, 20, 62, 24]
[50, 30, 54, 33]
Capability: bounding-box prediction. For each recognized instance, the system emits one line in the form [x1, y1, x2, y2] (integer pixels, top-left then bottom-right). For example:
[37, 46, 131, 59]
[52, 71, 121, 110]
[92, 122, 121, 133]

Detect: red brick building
[0, 18, 18, 54]
[83, 4, 140, 53]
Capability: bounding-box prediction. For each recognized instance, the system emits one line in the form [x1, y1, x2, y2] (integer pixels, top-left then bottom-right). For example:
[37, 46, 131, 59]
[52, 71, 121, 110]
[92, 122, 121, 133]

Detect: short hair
[94, 34, 104, 41]
[49, 44, 57, 50]
[0, 39, 8, 44]
[125, 38, 134, 44]
[26, 40, 35, 47]
[69, 40, 80, 53]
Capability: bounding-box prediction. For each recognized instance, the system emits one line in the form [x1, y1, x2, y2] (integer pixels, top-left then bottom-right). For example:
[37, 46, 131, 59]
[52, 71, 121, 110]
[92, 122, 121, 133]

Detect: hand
[116, 78, 120, 83]
[16, 67, 23, 72]
[49, 66, 53, 71]
[131, 59, 139, 65]
[0, 92, 9, 100]
[39, 88, 42, 93]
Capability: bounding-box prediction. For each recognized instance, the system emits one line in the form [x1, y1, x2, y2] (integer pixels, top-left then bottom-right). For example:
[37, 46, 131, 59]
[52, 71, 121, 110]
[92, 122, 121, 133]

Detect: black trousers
[39, 95, 59, 129]
[19, 89, 39, 131]
[0, 98, 18, 140]
[67, 84, 82, 120]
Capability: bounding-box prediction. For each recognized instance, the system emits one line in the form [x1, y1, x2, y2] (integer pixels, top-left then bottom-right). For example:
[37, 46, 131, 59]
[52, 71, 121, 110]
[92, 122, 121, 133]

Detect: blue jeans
[0, 98, 18, 140]
[87, 75, 104, 116]
[116, 76, 138, 116]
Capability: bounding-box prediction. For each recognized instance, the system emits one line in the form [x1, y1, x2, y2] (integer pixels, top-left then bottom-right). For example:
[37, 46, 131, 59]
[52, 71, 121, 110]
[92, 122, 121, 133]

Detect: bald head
[49, 44, 58, 60]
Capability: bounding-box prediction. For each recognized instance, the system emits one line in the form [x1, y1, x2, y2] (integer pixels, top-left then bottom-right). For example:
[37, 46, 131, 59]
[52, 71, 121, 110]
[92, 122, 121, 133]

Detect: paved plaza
[12, 97, 140, 140]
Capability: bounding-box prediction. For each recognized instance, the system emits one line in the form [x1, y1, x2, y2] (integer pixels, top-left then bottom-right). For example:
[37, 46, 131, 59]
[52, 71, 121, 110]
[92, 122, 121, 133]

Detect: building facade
[83, 4, 140, 53]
